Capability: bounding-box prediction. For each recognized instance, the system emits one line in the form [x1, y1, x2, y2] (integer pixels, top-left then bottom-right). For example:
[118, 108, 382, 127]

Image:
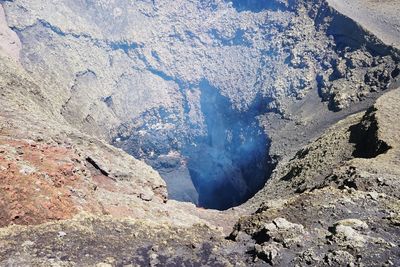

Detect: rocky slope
[2, 75, 400, 266]
[231, 88, 400, 266]
[2, 0, 399, 208]
[0, 39, 238, 232]
[326, 0, 400, 49]
[0, 53, 196, 226]
[0, 0, 400, 266]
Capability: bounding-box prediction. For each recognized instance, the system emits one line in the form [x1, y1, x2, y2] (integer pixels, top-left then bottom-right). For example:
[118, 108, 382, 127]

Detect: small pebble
[58, 231, 67, 237]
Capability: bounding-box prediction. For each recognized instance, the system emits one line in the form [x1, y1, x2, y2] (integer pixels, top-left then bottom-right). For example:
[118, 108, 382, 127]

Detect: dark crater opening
[113, 81, 275, 210]
[183, 80, 274, 210]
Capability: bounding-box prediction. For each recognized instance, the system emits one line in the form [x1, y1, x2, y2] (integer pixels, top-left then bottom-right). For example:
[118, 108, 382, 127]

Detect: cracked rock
[254, 242, 281, 265]
[329, 219, 368, 248]
[260, 218, 306, 248]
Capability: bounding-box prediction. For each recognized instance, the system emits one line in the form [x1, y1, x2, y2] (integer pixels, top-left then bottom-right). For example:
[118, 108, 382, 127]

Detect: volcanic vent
[113, 79, 275, 210]
[5, 0, 399, 210]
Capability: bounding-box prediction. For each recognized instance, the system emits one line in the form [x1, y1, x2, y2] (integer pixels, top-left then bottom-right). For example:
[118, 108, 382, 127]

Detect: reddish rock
[0, 137, 103, 227]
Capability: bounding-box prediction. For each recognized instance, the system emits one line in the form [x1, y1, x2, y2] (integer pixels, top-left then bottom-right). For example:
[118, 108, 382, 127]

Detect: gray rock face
[0, 5, 21, 63]
[2, 0, 399, 208]
[326, 0, 400, 49]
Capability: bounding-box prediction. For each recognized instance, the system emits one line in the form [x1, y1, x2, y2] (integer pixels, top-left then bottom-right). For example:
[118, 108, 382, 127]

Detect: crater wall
[2, 0, 399, 208]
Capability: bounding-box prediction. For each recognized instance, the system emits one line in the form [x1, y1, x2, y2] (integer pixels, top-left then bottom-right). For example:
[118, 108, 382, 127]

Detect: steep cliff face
[2, 0, 399, 208]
